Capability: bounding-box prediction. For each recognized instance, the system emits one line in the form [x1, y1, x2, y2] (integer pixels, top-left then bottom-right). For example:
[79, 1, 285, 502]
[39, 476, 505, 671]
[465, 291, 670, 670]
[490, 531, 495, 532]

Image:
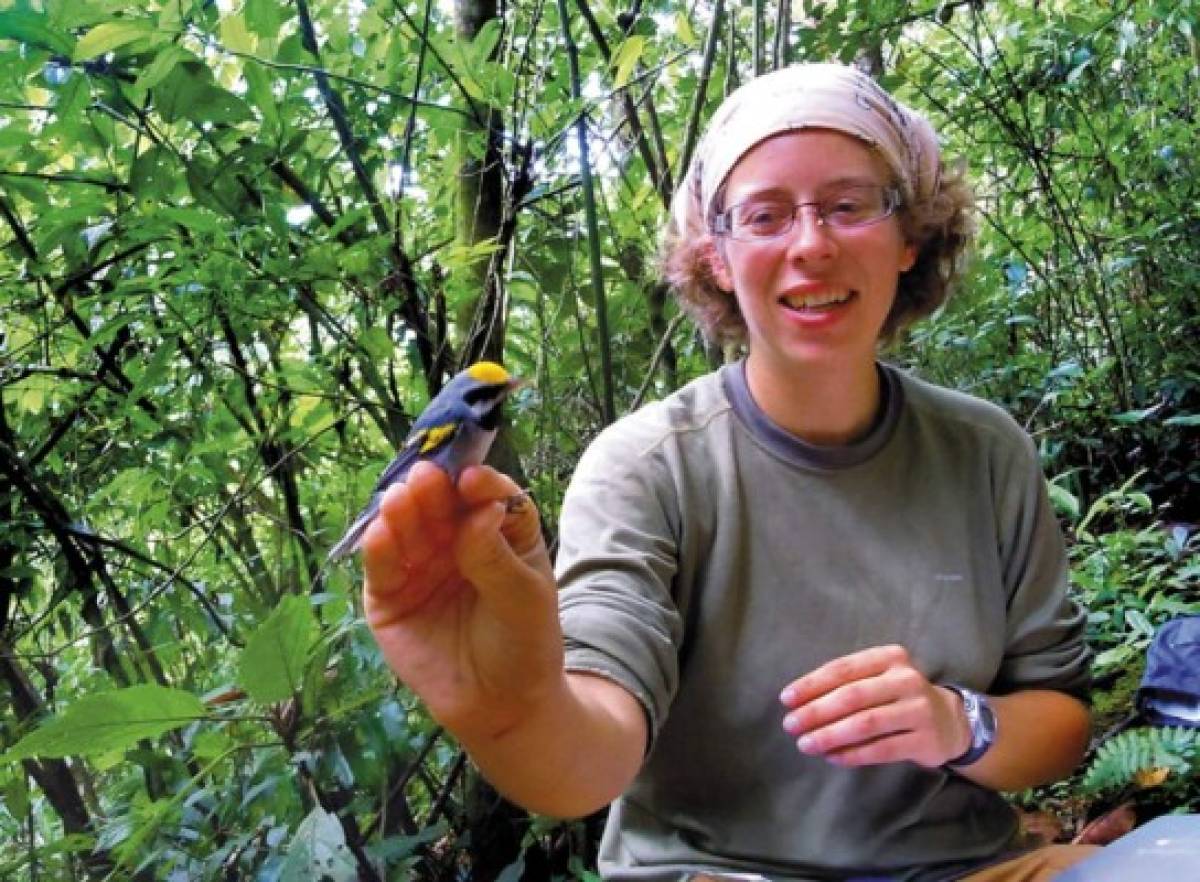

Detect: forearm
[953, 689, 1091, 792]
[456, 671, 647, 819]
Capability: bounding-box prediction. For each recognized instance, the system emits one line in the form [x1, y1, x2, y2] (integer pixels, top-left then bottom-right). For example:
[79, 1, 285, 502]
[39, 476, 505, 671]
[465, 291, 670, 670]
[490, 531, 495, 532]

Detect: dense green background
[1, 0, 1197, 878]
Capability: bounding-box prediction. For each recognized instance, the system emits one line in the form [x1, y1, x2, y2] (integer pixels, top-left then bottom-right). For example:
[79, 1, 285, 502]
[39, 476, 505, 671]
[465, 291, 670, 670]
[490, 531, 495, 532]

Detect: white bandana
[672, 63, 941, 237]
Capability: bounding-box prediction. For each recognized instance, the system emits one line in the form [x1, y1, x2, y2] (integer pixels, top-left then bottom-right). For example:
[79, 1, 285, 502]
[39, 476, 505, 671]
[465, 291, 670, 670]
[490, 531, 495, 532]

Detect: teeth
[782, 291, 851, 309]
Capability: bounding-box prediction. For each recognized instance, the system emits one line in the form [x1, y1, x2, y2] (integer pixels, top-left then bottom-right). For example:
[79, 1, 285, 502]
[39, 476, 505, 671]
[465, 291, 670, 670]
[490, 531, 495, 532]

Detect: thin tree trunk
[559, 0, 617, 424]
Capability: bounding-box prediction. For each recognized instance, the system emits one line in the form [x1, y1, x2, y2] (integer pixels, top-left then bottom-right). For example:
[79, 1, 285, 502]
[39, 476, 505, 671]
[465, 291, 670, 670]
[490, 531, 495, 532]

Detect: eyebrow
[728, 176, 885, 203]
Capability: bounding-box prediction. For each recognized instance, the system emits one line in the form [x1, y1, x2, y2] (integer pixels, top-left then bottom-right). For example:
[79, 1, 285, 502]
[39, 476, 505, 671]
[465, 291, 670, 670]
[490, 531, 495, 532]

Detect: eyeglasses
[711, 184, 903, 241]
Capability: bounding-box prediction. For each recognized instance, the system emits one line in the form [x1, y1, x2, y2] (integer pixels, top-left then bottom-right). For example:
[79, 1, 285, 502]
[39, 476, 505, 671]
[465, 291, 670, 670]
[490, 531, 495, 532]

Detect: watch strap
[943, 684, 997, 768]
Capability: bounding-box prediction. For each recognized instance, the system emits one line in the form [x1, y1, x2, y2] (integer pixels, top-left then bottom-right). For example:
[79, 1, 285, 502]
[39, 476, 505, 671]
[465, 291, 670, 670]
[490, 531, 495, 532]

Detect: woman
[361, 63, 1095, 881]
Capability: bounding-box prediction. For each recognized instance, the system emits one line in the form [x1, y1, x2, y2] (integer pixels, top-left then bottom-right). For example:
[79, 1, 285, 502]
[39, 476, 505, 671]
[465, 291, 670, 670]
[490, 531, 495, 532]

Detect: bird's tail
[326, 498, 380, 562]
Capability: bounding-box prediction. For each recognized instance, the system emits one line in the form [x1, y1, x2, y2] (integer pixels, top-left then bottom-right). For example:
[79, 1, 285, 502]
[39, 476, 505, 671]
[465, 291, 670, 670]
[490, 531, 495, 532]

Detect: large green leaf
[73, 19, 156, 61]
[245, 0, 285, 39]
[0, 686, 205, 762]
[133, 44, 195, 93]
[152, 61, 253, 127]
[0, 10, 75, 54]
[129, 145, 178, 200]
[238, 594, 319, 704]
[611, 36, 647, 90]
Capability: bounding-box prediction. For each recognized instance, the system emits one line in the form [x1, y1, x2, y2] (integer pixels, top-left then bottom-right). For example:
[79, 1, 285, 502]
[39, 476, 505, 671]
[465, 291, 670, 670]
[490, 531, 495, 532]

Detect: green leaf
[3, 774, 30, 822]
[156, 206, 225, 235]
[238, 594, 318, 703]
[152, 61, 253, 127]
[129, 145, 177, 200]
[53, 70, 90, 120]
[219, 12, 255, 54]
[367, 822, 447, 861]
[1112, 406, 1159, 424]
[1165, 413, 1200, 427]
[18, 382, 46, 416]
[1093, 644, 1134, 669]
[126, 339, 177, 403]
[675, 12, 698, 48]
[280, 807, 357, 882]
[1046, 481, 1080, 519]
[153, 61, 211, 123]
[611, 35, 646, 90]
[243, 61, 280, 129]
[0, 10, 75, 54]
[245, 0, 284, 39]
[191, 729, 236, 759]
[471, 18, 502, 61]
[133, 45, 193, 93]
[0, 686, 205, 762]
[186, 85, 254, 125]
[1124, 608, 1154, 637]
[73, 20, 155, 61]
[359, 326, 393, 362]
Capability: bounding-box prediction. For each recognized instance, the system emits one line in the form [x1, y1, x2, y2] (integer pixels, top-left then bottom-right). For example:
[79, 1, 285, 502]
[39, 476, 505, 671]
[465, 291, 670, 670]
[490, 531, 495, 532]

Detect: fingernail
[779, 687, 795, 705]
[797, 735, 816, 754]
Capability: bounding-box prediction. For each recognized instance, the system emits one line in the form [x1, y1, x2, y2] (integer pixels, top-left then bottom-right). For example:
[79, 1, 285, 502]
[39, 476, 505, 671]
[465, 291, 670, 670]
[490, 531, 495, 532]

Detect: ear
[899, 242, 918, 273]
[702, 237, 734, 292]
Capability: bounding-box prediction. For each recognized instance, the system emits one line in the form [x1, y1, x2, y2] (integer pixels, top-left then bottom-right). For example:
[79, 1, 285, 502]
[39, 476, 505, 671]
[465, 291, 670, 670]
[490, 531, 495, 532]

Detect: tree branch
[677, 0, 725, 186]
[294, 0, 392, 238]
[0, 170, 127, 192]
[558, 0, 616, 424]
[572, 0, 672, 207]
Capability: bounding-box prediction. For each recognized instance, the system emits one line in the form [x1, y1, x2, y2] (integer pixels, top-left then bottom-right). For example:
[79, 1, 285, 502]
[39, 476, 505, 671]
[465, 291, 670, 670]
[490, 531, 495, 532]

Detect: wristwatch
[943, 684, 998, 767]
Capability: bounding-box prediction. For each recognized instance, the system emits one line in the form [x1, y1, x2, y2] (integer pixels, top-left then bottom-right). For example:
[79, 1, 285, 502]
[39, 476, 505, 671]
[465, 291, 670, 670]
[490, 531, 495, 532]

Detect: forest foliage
[1, 0, 1197, 878]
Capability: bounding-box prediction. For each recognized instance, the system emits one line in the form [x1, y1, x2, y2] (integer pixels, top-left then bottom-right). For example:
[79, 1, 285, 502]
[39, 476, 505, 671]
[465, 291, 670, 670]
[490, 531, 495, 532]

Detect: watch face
[967, 691, 997, 749]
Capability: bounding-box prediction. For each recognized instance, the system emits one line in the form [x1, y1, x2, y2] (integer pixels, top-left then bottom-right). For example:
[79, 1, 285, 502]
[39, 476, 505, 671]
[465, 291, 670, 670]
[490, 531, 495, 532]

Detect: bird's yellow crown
[466, 361, 510, 385]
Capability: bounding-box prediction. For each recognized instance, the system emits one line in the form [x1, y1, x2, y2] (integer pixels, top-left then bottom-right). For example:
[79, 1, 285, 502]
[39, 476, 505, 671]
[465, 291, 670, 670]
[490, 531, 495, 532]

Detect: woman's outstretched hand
[362, 460, 563, 744]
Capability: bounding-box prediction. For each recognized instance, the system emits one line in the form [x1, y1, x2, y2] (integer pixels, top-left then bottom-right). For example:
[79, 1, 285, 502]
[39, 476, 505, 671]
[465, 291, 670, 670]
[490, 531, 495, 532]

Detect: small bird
[327, 361, 523, 561]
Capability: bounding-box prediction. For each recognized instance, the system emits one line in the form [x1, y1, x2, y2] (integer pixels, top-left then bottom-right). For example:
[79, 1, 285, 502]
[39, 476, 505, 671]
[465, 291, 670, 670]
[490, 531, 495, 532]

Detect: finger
[780, 644, 911, 707]
[455, 500, 551, 621]
[405, 460, 463, 547]
[821, 730, 930, 768]
[458, 465, 524, 505]
[792, 695, 923, 757]
[458, 466, 543, 556]
[378, 480, 448, 568]
[784, 663, 926, 735]
[406, 460, 459, 515]
[361, 494, 414, 591]
[362, 516, 462, 628]
[499, 493, 543, 558]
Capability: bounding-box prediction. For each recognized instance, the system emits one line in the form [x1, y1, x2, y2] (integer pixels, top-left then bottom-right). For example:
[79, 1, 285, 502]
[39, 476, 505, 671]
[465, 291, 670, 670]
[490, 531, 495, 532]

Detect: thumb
[455, 501, 551, 617]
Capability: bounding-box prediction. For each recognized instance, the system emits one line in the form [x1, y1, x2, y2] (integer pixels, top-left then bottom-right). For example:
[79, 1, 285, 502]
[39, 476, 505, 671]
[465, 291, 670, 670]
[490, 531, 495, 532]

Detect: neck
[744, 353, 882, 446]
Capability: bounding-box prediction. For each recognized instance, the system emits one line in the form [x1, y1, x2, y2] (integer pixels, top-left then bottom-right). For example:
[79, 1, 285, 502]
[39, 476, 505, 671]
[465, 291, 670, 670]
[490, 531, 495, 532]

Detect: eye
[464, 384, 500, 406]
[824, 186, 883, 222]
[735, 202, 790, 232]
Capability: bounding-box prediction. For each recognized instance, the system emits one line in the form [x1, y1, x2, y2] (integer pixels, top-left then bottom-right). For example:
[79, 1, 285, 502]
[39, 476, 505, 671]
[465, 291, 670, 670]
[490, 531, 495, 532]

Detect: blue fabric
[1137, 615, 1200, 726]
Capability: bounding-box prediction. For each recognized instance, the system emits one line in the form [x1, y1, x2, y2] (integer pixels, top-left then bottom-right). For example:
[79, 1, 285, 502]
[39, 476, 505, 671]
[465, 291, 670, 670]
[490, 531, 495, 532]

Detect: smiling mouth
[780, 290, 855, 311]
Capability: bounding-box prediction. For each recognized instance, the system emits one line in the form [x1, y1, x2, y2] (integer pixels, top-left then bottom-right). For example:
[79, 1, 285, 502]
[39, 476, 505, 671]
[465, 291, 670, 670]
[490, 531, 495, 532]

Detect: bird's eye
[464, 384, 500, 406]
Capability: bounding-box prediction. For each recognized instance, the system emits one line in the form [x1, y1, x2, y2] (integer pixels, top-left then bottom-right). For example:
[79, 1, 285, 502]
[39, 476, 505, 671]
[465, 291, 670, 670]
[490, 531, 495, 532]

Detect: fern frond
[1082, 727, 1200, 795]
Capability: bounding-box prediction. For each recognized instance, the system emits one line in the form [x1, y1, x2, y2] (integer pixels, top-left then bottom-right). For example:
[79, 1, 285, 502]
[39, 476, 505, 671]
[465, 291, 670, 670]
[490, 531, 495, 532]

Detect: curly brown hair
[661, 162, 976, 346]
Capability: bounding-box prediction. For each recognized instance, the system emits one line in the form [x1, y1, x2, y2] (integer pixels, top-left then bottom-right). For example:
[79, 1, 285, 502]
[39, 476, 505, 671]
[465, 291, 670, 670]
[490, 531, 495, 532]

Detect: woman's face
[709, 130, 916, 376]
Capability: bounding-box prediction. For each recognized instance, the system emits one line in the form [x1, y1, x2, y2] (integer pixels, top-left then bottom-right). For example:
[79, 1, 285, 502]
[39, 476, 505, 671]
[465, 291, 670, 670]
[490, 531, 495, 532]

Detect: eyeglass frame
[709, 184, 904, 241]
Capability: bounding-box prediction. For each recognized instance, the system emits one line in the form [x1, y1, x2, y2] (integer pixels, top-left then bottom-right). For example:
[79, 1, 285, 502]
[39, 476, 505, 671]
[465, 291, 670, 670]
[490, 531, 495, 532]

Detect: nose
[784, 204, 837, 263]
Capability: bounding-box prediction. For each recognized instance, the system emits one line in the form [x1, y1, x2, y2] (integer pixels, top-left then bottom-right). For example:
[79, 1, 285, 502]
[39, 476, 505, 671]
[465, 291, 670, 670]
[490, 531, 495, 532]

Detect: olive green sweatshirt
[557, 362, 1091, 882]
